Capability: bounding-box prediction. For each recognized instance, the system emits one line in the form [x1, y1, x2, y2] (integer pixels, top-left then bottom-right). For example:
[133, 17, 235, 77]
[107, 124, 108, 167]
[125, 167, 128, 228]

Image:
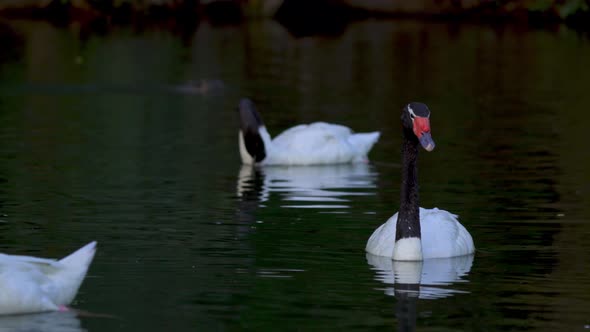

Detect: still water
[1, 17, 590, 331]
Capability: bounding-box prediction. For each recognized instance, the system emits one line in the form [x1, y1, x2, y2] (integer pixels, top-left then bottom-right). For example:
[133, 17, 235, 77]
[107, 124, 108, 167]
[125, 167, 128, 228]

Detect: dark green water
[1, 18, 590, 331]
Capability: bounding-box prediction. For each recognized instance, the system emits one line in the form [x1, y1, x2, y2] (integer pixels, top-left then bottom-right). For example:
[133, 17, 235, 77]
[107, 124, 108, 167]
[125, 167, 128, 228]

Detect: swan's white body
[239, 122, 380, 166]
[0, 242, 96, 315]
[366, 208, 474, 259]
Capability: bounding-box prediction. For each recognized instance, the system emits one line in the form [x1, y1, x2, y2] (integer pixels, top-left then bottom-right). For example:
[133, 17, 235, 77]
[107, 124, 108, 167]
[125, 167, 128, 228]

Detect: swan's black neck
[239, 99, 267, 162]
[396, 127, 421, 241]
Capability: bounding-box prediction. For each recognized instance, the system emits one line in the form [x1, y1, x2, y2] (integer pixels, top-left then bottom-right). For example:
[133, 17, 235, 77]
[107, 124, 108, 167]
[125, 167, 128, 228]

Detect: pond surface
[1, 17, 590, 331]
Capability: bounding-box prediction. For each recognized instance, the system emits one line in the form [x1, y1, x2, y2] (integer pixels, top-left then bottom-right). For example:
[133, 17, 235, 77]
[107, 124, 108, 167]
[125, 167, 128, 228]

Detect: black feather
[238, 99, 267, 162]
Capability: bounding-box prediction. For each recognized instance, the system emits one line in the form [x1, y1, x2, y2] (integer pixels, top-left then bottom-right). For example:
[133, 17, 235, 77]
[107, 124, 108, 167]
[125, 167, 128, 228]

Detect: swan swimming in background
[237, 98, 380, 165]
[366, 102, 475, 261]
[0, 242, 96, 315]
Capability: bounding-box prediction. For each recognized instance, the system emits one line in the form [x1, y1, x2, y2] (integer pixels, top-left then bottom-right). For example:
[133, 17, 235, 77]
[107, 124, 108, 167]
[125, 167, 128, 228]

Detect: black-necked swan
[238, 99, 380, 165]
[0, 241, 96, 315]
[366, 103, 474, 261]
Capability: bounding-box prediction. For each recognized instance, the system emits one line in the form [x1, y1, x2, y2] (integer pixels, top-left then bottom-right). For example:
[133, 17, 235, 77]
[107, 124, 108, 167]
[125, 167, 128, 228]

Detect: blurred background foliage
[0, 0, 588, 30]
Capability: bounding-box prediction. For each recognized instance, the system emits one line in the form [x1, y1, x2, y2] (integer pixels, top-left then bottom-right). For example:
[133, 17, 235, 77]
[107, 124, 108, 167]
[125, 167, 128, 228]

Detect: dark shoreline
[0, 0, 588, 34]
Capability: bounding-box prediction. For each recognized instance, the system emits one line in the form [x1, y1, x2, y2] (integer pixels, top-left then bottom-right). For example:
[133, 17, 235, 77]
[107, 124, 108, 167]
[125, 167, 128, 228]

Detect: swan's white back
[366, 208, 474, 259]
[0, 241, 96, 315]
[243, 122, 380, 165]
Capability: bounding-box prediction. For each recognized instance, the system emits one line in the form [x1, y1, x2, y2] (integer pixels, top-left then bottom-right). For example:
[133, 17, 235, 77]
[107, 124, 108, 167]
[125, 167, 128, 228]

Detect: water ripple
[236, 163, 378, 212]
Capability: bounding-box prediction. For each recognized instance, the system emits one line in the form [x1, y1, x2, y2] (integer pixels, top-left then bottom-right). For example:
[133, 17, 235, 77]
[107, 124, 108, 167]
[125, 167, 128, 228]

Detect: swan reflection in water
[237, 163, 378, 211]
[0, 311, 84, 332]
[367, 254, 474, 332]
[367, 254, 474, 299]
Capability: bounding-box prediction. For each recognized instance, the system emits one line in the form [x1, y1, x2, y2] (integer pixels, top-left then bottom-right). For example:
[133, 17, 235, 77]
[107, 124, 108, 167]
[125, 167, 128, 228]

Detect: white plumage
[240, 122, 380, 165]
[366, 208, 474, 259]
[237, 99, 379, 166]
[0, 242, 96, 315]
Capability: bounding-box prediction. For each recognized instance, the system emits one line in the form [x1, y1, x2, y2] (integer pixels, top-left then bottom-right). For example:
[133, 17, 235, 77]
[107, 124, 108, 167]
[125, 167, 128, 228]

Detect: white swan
[0, 242, 96, 315]
[366, 102, 475, 261]
[238, 99, 380, 165]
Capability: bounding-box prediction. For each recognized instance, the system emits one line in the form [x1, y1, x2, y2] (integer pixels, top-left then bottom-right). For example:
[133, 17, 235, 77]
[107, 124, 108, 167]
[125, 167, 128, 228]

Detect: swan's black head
[238, 98, 266, 162]
[402, 102, 435, 151]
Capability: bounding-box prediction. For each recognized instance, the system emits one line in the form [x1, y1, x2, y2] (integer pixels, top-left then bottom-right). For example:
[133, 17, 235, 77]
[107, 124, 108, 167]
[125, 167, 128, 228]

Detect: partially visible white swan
[0, 242, 96, 315]
[365, 102, 474, 261]
[238, 99, 380, 165]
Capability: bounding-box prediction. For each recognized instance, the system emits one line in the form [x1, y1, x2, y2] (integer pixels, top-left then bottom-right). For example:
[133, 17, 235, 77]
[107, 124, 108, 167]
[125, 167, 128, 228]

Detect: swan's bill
[419, 132, 435, 151]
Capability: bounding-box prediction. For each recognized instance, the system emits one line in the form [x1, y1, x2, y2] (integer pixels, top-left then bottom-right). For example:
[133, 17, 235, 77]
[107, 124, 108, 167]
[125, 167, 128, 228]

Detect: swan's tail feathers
[238, 99, 267, 163]
[349, 131, 381, 161]
[51, 241, 97, 306]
